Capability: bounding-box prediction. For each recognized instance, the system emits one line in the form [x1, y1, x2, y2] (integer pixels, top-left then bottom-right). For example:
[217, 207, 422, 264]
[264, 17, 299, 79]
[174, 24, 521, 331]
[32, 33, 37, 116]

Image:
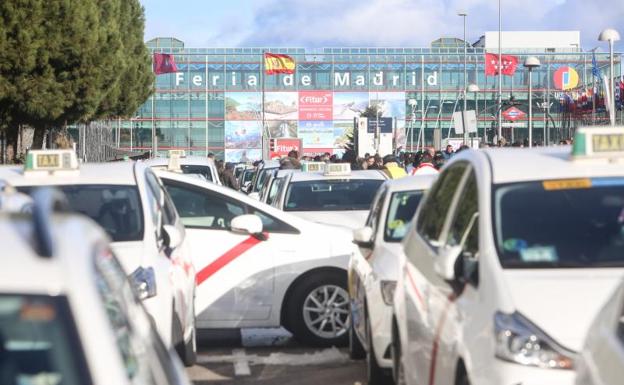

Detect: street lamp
[408, 98, 418, 151]
[599, 28, 621, 126]
[458, 11, 468, 144]
[467, 83, 480, 145]
[524, 56, 540, 148]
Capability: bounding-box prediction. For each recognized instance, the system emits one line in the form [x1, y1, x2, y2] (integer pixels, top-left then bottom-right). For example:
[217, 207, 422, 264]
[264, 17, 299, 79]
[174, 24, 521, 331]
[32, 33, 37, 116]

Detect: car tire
[173, 310, 197, 367]
[391, 321, 406, 385]
[366, 314, 393, 385]
[456, 366, 470, 385]
[349, 311, 366, 359]
[286, 270, 350, 347]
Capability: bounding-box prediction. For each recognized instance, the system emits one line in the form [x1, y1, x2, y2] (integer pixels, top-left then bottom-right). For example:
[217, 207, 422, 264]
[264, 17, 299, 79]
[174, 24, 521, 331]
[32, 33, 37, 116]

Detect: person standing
[411, 152, 438, 175]
[221, 162, 239, 190]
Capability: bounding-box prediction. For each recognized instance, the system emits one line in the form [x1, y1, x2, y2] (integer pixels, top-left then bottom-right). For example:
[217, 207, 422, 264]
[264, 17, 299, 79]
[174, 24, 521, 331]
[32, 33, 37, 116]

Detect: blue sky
[140, 0, 624, 51]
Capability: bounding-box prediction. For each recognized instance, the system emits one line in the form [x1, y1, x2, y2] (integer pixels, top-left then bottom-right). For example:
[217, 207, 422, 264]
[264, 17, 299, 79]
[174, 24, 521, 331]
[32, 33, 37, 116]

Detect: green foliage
[360, 105, 381, 119]
[0, 0, 153, 154]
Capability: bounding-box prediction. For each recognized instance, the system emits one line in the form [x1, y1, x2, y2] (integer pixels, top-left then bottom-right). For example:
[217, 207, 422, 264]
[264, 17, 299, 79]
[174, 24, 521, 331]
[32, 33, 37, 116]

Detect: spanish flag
[264, 53, 295, 75]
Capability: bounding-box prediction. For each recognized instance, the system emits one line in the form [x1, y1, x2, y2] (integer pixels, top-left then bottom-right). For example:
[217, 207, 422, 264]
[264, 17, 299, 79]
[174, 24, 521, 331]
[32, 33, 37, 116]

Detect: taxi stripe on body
[195, 234, 268, 285]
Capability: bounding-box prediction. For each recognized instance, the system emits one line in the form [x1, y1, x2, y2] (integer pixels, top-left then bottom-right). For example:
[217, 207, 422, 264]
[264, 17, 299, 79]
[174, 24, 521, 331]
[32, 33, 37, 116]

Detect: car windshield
[494, 178, 624, 268]
[19, 185, 144, 242]
[284, 179, 384, 211]
[254, 167, 277, 192]
[180, 165, 213, 182]
[242, 170, 255, 184]
[384, 190, 424, 242]
[0, 294, 90, 385]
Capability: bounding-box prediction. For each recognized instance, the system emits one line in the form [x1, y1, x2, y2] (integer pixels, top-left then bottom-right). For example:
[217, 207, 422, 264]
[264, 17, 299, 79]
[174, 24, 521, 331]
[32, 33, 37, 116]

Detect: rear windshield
[384, 190, 424, 242]
[19, 185, 144, 242]
[494, 178, 624, 268]
[284, 179, 383, 211]
[0, 294, 90, 385]
[180, 165, 213, 182]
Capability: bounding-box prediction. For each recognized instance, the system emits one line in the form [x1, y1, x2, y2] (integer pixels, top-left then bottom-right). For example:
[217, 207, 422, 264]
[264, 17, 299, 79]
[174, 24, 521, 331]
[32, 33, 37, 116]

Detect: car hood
[291, 210, 368, 231]
[110, 241, 146, 274]
[503, 269, 624, 352]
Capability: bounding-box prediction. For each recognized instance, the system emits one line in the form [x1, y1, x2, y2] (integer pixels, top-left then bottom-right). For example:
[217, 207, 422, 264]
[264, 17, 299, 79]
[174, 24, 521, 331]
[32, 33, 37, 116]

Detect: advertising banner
[225, 149, 262, 163]
[225, 92, 262, 120]
[298, 121, 334, 148]
[333, 92, 369, 120]
[371, 92, 406, 118]
[299, 91, 333, 120]
[264, 92, 298, 120]
[225, 121, 262, 149]
[267, 120, 298, 138]
[269, 138, 303, 159]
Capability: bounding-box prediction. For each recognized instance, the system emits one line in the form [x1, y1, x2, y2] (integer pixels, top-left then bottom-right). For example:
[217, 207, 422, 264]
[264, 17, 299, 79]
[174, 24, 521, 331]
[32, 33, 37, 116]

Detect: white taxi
[145, 150, 222, 185]
[247, 159, 280, 197]
[0, 187, 191, 385]
[0, 150, 197, 365]
[349, 175, 436, 384]
[153, 169, 356, 346]
[272, 163, 388, 230]
[393, 126, 624, 385]
[259, 169, 295, 205]
[575, 278, 624, 385]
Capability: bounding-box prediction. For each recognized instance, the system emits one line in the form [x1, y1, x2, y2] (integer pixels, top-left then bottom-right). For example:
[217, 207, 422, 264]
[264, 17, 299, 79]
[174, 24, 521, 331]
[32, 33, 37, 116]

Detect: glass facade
[114, 37, 623, 161]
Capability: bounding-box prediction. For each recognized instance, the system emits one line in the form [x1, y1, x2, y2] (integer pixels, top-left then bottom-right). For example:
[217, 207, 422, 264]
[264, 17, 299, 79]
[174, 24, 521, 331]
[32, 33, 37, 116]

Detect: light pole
[599, 28, 621, 126]
[458, 11, 468, 144]
[408, 99, 417, 151]
[524, 57, 540, 148]
[468, 83, 480, 145]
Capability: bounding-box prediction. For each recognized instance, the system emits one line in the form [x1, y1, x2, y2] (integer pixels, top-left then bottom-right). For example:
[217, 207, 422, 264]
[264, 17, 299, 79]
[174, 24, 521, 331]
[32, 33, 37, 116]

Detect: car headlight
[129, 267, 157, 300]
[494, 311, 575, 370]
[380, 280, 397, 305]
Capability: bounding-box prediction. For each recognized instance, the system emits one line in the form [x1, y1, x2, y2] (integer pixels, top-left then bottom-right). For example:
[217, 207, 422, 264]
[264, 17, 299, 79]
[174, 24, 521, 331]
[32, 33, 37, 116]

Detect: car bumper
[471, 359, 576, 385]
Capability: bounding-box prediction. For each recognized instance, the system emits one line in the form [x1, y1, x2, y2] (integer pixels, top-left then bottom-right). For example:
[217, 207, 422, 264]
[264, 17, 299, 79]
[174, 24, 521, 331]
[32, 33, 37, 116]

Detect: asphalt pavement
[189, 328, 366, 385]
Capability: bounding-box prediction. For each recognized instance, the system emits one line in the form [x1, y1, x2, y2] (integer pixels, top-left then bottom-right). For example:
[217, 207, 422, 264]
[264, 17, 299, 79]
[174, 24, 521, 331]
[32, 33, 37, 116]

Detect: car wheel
[349, 308, 365, 359]
[173, 309, 197, 366]
[391, 322, 406, 385]
[286, 270, 350, 346]
[456, 366, 470, 385]
[366, 315, 393, 385]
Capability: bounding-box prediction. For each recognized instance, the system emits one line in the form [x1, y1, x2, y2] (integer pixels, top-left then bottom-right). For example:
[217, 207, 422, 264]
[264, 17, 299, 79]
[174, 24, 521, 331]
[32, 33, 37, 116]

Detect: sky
[140, 0, 624, 51]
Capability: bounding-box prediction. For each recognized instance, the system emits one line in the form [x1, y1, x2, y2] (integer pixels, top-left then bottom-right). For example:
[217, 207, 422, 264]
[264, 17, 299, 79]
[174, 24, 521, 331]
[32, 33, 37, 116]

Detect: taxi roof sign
[168, 149, 186, 158]
[301, 162, 325, 173]
[25, 150, 79, 173]
[572, 126, 624, 160]
[167, 153, 182, 172]
[324, 163, 351, 176]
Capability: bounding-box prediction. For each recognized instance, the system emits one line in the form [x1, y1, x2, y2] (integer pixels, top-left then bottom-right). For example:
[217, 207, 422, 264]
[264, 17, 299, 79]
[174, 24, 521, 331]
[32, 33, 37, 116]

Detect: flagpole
[151, 53, 156, 158]
[262, 49, 267, 160]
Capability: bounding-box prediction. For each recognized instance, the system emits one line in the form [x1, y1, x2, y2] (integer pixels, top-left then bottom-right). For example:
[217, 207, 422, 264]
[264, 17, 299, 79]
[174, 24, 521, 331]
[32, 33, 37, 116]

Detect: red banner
[153, 53, 178, 75]
[485, 53, 518, 76]
[269, 138, 303, 159]
[299, 91, 333, 120]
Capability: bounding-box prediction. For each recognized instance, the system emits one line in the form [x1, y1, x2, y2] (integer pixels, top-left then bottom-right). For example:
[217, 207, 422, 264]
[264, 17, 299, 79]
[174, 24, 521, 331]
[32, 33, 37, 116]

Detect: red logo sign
[269, 138, 303, 159]
[299, 91, 332, 120]
[502, 107, 526, 121]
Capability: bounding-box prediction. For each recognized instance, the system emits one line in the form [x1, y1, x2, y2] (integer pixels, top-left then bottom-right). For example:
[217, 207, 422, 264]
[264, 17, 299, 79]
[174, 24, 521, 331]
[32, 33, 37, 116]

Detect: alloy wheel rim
[302, 284, 350, 339]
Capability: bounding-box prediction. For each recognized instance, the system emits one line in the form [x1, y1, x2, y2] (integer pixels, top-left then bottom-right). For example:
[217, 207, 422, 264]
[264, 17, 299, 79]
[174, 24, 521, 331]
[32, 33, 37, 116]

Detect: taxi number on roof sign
[301, 162, 325, 172]
[592, 134, 624, 152]
[573, 126, 624, 159]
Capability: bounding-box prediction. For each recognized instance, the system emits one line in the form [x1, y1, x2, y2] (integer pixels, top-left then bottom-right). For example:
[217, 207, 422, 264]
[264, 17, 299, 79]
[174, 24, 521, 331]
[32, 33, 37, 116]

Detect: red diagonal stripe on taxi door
[195, 234, 268, 285]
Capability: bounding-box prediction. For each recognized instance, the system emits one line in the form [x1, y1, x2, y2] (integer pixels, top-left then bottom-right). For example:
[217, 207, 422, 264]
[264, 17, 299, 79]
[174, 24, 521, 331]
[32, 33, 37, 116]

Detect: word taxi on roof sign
[572, 126, 624, 161]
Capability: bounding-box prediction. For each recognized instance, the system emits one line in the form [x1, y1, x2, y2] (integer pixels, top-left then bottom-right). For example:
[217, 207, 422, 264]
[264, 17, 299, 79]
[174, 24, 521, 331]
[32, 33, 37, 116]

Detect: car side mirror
[231, 214, 265, 240]
[434, 244, 462, 281]
[353, 226, 374, 248]
[162, 224, 183, 249]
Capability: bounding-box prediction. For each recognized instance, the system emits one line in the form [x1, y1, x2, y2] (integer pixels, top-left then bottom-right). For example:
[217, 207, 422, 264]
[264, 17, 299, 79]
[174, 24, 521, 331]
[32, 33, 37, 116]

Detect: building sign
[174, 70, 438, 88]
[502, 107, 526, 121]
[299, 91, 332, 120]
[553, 66, 579, 91]
[367, 117, 393, 133]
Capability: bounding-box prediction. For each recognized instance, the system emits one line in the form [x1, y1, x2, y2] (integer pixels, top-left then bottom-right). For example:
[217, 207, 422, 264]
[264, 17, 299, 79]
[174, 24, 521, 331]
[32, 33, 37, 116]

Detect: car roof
[288, 169, 387, 182]
[0, 162, 140, 186]
[154, 169, 313, 227]
[381, 174, 438, 193]
[475, 146, 624, 184]
[0, 213, 105, 295]
[259, 160, 281, 169]
[144, 156, 216, 167]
